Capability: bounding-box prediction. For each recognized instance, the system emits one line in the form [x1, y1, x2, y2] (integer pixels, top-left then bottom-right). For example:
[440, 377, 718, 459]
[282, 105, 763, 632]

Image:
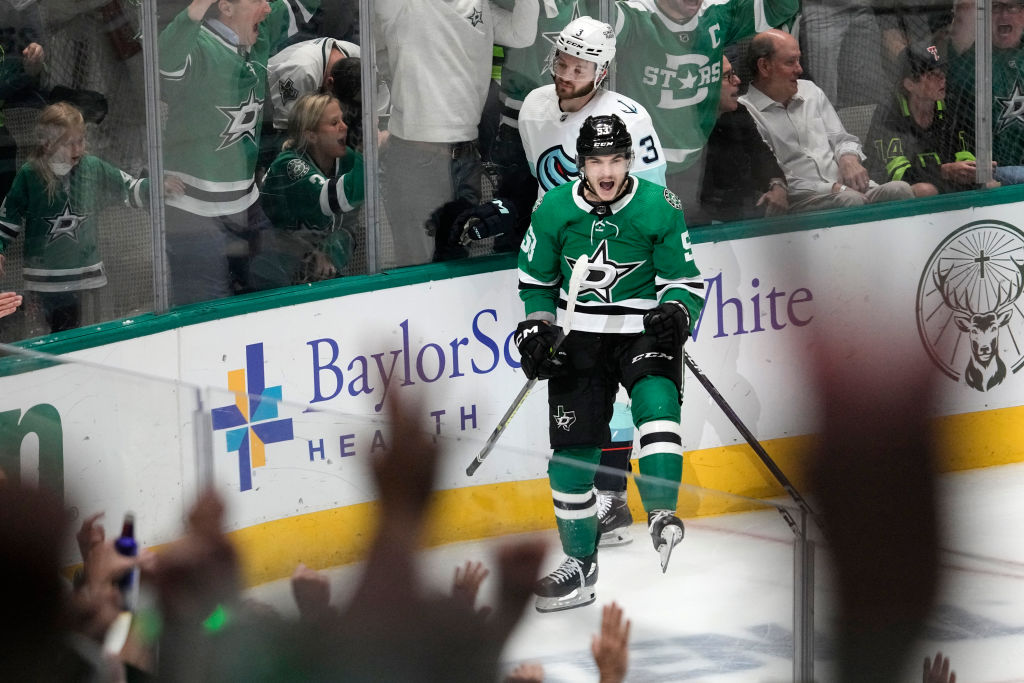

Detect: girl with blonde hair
[257, 94, 364, 288]
[0, 102, 151, 334]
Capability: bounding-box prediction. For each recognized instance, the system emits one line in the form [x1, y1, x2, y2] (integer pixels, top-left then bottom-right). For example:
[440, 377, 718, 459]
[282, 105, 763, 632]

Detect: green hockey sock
[630, 375, 683, 512]
[548, 445, 601, 557]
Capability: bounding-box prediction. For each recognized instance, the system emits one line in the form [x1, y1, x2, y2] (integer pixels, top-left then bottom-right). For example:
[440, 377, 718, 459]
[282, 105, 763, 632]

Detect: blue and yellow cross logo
[212, 343, 294, 491]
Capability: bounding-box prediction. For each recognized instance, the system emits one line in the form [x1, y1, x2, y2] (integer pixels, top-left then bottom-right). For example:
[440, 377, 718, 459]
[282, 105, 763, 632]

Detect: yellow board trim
[61, 404, 1024, 587]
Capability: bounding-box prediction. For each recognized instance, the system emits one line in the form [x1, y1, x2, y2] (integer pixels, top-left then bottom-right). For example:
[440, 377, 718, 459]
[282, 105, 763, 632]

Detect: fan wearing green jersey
[257, 94, 364, 288]
[159, 0, 320, 306]
[517, 114, 705, 612]
[609, 0, 799, 212]
[0, 103, 157, 334]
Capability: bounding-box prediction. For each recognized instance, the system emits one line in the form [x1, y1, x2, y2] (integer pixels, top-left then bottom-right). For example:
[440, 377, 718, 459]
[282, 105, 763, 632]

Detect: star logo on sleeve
[567, 241, 645, 303]
[467, 8, 483, 26]
[995, 78, 1024, 133]
[553, 405, 576, 431]
[279, 78, 299, 103]
[216, 89, 264, 150]
[46, 201, 86, 243]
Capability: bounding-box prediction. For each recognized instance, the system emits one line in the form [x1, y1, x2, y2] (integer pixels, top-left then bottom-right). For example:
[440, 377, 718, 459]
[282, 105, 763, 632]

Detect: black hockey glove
[452, 199, 519, 246]
[643, 301, 691, 348]
[514, 320, 566, 380]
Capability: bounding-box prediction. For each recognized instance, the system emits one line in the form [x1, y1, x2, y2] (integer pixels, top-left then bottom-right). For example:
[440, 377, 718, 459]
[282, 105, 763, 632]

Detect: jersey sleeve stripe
[754, 0, 770, 32]
[129, 179, 145, 209]
[0, 219, 20, 240]
[160, 55, 190, 80]
[518, 270, 560, 288]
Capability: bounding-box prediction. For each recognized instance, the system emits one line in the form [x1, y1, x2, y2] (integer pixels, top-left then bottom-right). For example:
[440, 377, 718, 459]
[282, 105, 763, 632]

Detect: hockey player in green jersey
[517, 114, 705, 611]
[0, 103, 156, 334]
[460, 13, 668, 556]
[258, 94, 364, 288]
[158, 0, 320, 306]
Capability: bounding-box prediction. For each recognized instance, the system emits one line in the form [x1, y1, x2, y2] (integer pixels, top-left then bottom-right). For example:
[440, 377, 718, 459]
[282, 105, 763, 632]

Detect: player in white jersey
[518, 19, 666, 193]
[457, 16, 669, 550]
[455, 16, 666, 240]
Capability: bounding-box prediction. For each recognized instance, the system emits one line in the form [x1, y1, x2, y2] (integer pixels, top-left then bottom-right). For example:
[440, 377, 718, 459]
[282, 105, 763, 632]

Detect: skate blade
[534, 586, 597, 613]
[598, 528, 633, 547]
[659, 526, 683, 573]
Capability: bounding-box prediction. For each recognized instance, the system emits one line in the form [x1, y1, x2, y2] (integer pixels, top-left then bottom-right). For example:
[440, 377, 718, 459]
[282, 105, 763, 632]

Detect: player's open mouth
[997, 23, 1014, 36]
[599, 180, 615, 191]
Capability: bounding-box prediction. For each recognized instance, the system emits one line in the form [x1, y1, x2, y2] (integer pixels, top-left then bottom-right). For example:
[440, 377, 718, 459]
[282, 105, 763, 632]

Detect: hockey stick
[466, 254, 590, 477]
[683, 353, 816, 537]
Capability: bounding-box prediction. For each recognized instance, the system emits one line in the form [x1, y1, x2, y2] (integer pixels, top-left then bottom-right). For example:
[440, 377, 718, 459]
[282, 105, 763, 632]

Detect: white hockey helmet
[550, 16, 616, 89]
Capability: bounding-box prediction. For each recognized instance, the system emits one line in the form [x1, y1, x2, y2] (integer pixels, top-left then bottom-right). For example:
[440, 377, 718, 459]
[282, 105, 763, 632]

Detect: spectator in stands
[875, 0, 955, 85]
[946, 0, 1024, 185]
[374, 0, 538, 267]
[697, 54, 788, 224]
[866, 42, 991, 197]
[264, 36, 360, 168]
[257, 94, 363, 289]
[330, 57, 369, 151]
[741, 29, 914, 212]
[0, 0, 45, 203]
[610, 0, 799, 216]
[0, 103, 167, 334]
[800, 0, 887, 107]
[158, 0, 320, 307]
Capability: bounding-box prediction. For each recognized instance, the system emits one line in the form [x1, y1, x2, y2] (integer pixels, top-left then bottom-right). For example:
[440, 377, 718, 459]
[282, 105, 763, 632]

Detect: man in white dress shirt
[739, 29, 913, 213]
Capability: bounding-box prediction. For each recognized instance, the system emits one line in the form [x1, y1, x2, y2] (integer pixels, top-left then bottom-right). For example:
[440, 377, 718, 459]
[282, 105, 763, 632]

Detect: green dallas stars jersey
[518, 177, 705, 333]
[261, 147, 364, 231]
[0, 157, 148, 292]
[158, 0, 320, 217]
[612, 0, 798, 174]
[947, 44, 1024, 168]
[497, 0, 603, 126]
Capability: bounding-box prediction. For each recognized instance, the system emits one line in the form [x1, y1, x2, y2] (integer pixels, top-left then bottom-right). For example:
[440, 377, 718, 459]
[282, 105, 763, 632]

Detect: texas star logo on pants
[553, 405, 576, 431]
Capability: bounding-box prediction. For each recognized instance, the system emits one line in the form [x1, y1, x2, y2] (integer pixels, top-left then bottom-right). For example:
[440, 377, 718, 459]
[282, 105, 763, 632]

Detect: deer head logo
[917, 221, 1024, 391]
[933, 258, 1024, 391]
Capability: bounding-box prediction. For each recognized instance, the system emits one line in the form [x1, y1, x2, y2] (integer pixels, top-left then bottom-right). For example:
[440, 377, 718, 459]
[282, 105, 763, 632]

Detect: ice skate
[648, 509, 684, 573]
[596, 489, 633, 547]
[534, 553, 598, 612]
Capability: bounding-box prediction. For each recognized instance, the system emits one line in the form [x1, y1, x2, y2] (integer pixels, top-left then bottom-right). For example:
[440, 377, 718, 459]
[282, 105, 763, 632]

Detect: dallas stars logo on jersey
[518, 178, 705, 335]
[279, 78, 300, 104]
[46, 201, 87, 243]
[996, 77, 1024, 133]
[567, 239, 643, 303]
[217, 89, 264, 151]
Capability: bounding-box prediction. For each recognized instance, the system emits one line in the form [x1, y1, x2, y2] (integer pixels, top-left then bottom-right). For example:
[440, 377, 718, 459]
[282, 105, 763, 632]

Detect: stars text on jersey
[641, 49, 722, 109]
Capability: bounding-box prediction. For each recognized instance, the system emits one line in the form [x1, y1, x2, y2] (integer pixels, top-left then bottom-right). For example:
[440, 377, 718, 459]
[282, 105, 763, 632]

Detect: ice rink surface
[249, 462, 1024, 682]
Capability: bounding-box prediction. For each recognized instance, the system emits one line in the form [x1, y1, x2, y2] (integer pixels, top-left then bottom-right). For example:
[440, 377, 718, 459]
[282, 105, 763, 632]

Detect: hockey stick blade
[659, 525, 683, 573]
[466, 254, 590, 477]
